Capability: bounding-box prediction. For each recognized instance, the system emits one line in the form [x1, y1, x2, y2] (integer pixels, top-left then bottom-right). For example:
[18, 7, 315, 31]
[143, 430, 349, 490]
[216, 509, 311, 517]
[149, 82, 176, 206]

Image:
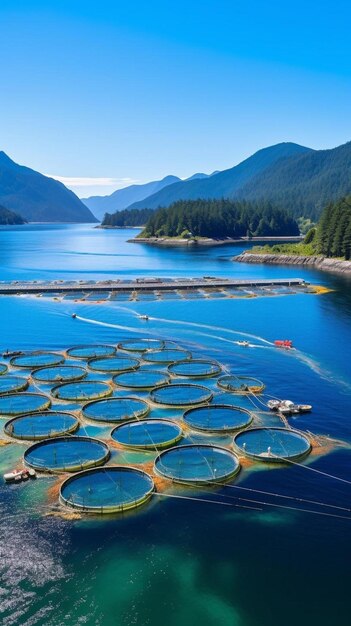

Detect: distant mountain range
[3, 139, 351, 225]
[127, 143, 311, 212]
[83, 172, 211, 219]
[98, 140, 351, 223]
[0, 152, 97, 223]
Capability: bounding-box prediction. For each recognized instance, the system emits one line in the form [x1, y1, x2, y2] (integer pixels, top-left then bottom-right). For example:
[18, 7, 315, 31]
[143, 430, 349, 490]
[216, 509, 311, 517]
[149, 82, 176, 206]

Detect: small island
[126, 199, 300, 245]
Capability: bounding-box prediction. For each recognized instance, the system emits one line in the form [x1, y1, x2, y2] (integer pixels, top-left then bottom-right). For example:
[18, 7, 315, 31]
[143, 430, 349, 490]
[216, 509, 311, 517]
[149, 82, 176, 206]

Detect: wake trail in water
[75, 315, 154, 337]
[147, 315, 274, 345]
[74, 312, 351, 393]
[149, 315, 351, 390]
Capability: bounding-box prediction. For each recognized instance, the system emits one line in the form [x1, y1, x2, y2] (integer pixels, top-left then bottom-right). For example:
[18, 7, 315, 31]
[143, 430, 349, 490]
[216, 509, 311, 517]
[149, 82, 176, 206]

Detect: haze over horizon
[1, 0, 351, 197]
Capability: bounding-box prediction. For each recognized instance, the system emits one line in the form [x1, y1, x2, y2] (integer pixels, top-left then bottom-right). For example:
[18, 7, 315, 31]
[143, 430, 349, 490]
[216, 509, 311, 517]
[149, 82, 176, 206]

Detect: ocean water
[0, 224, 350, 626]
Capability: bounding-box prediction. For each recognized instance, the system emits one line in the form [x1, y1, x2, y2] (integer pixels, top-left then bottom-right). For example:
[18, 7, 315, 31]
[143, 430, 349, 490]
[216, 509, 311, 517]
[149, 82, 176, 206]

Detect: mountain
[0, 204, 26, 225]
[0, 152, 97, 223]
[83, 175, 181, 219]
[236, 141, 351, 220]
[127, 143, 312, 212]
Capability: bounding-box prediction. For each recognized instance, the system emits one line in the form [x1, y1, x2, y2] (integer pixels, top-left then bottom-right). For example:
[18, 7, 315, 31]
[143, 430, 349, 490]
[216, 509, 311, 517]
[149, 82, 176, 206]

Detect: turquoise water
[0, 224, 351, 625]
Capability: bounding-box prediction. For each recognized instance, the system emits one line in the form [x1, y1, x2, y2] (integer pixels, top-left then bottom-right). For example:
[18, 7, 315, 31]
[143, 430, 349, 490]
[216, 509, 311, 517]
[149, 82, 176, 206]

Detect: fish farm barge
[0, 277, 308, 295]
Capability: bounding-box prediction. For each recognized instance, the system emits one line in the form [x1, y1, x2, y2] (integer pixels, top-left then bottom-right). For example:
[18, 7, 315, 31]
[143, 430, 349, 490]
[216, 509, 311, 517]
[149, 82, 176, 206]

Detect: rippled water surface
[0, 224, 350, 626]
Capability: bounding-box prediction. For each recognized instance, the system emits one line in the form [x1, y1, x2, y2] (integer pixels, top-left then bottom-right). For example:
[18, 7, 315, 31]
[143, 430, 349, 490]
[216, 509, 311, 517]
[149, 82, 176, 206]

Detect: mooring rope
[152, 492, 261, 510]
[271, 453, 351, 486]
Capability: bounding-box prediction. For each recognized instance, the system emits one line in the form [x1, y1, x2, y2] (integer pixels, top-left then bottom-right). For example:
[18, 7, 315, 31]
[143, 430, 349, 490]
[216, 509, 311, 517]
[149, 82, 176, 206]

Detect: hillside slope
[236, 141, 351, 220]
[0, 152, 97, 223]
[0, 204, 26, 224]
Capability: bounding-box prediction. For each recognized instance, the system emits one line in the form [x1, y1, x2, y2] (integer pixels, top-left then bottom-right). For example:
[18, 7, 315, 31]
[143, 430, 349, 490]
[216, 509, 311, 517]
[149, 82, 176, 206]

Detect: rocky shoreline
[128, 236, 303, 247]
[233, 252, 351, 275]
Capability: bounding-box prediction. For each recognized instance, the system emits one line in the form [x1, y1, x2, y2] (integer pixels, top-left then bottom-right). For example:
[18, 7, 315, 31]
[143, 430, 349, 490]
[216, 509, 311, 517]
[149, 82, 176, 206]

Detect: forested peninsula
[136, 199, 299, 240]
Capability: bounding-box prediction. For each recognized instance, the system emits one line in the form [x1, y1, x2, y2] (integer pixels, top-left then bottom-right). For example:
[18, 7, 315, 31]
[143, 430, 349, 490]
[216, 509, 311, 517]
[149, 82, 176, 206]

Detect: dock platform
[0, 277, 307, 295]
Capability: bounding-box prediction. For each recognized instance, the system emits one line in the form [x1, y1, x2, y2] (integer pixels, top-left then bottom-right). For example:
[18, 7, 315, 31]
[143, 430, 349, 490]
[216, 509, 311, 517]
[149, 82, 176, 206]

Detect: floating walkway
[0, 277, 308, 295]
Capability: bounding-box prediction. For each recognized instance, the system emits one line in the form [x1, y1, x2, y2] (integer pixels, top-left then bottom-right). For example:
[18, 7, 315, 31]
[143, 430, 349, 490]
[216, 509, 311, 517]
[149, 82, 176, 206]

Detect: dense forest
[0, 204, 26, 225]
[140, 199, 299, 238]
[102, 207, 154, 227]
[252, 196, 351, 260]
[317, 196, 351, 259]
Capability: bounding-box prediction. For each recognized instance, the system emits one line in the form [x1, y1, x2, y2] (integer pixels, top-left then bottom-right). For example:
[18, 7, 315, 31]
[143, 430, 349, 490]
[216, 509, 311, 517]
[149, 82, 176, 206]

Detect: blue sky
[1, 0, 351, 197]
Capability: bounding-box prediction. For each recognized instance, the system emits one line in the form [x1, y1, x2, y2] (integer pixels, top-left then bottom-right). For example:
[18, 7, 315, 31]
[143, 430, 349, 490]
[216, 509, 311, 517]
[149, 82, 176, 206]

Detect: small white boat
[267, 399, 312, 415]
[267, 400, 281, 411]
[4, 468, 37, 483]
[138, 315, 149, 321]
[237, 341, 250, 347]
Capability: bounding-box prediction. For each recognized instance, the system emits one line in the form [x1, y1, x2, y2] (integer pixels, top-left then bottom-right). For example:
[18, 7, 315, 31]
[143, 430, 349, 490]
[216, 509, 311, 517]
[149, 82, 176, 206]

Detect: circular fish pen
[32, 365, 87, 383]
[117, 339, 165, 352]
[0, 363, 8, 375]
[150, 383, 213, 407]
[24, 436, 110, 473]
[60, 466, 155, 514]
[51, 381, 113, 402]
[113, 370, 170, 390]
[183, 404, 252, 433]
[168, 359, 222, 379]
[217, 375, 265, 394]
[66, 345, 116, 360]
[87, 356, 140, 374]
[0, 393, 51, 417]
[111, 419, 183, 450]
[10, 352, 65, 369]
[154, 444, 240, 484]
[0, 376, 29, 395]
[233, 427, 312, 462]
[4, 410, 79, 440]
[143, 349, 192, 364]
[82, 397, 150, 423]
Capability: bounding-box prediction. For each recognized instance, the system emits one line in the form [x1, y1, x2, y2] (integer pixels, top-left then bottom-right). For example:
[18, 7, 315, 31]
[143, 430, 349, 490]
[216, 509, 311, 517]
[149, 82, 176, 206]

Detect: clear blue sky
[1, 0, 351, 197]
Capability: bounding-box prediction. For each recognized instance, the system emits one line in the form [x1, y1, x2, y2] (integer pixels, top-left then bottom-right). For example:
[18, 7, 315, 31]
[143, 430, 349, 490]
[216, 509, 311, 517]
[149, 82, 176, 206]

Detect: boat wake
[146, 315, 274, 346]
[72, 311, 351, 393]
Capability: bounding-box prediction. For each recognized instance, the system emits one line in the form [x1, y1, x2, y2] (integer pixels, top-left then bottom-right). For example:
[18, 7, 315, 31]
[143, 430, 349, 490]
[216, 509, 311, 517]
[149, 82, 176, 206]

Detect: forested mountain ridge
[237, 141, 351, 220]
[0, 151, 98, 223]
[140, 199, 299, 239]
[127, 143, 311, 212]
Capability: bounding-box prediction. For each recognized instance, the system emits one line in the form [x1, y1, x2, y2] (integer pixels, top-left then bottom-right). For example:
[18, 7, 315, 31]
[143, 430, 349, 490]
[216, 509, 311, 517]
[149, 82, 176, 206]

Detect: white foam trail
[75, 315, 154, 336]
[147, 315, 274, 345]
[75, 312, 351, 393]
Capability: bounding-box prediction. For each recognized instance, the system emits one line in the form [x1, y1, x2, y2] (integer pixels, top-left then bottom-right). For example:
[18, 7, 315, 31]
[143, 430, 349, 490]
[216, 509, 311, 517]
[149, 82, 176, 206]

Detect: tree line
[316, 196, 351, 259]
[140, 199, 299, 238]
[102, 208, 154, 227]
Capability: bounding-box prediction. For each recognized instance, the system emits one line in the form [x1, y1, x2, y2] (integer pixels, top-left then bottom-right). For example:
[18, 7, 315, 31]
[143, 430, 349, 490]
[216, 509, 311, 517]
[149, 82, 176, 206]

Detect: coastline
[233, 252, 351, 275]
[128, 236, 303, 247]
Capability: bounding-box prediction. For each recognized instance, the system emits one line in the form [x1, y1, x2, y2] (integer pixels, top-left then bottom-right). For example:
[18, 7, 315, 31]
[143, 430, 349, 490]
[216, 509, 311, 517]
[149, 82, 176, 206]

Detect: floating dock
[0, 277, 307, 295]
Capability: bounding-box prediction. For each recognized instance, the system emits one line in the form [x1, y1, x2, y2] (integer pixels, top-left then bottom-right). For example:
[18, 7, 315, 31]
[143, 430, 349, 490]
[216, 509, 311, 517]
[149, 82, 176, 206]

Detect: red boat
[274, 340, 293, 349]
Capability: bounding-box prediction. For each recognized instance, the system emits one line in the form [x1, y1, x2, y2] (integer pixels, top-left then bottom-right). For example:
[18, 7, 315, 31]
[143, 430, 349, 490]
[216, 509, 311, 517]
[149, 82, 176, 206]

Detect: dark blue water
[0, 224, 350, 626]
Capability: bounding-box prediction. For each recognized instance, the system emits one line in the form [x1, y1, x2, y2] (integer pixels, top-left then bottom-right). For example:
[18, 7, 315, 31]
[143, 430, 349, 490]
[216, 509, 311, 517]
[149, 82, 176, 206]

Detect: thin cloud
[47, 175, 140, 188]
